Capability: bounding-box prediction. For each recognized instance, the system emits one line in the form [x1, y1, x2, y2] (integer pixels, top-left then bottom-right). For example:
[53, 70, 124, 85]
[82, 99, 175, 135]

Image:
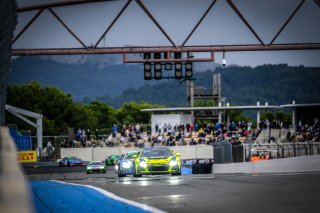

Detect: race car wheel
[118, 172, 126, 178]
[133, 166, 142, 177]
[171, 171, 181, 176]
[171, 168, 181, 176]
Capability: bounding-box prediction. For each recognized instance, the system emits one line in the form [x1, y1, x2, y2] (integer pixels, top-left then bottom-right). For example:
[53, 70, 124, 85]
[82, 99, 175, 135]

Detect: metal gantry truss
[12, 0, 320, 63]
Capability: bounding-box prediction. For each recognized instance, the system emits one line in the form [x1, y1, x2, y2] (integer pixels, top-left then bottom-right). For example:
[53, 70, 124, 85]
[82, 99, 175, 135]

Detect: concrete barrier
[60, 145, 214, 161]
[214, 155, 320, 174]
[0, 127, 34, 213]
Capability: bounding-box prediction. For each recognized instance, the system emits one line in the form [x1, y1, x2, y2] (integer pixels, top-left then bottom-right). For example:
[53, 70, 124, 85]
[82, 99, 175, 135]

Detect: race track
[24, 164, 320, 213]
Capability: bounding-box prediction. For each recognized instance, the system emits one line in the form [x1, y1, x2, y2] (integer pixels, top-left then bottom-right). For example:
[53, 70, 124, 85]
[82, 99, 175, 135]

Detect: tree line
[6, 81, 163, 135]
[6, 81, 293, 136]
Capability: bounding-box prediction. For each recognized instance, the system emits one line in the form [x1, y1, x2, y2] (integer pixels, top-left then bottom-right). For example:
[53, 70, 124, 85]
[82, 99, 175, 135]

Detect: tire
[118, 171, 126, 178]
[171, 167, 181, 176]
[133, 166, 142, 177]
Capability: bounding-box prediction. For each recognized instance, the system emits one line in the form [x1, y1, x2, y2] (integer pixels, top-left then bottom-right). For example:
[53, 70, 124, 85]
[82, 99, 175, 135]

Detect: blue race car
[117, 151, 140, 177]
[59, 156, 83, 167]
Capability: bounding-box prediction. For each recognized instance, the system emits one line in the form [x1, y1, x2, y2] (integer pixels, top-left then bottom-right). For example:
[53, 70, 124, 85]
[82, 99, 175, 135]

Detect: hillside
[9, 56, 149, 99]
[9, 57, 320, 108]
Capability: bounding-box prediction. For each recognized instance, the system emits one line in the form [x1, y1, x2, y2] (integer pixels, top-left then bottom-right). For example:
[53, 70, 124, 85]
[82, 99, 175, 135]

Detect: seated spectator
[189, 138, 197, 145]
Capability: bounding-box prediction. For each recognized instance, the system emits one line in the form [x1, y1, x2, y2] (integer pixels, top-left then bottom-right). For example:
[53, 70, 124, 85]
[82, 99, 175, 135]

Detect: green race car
[105, 154, 122, 166]
[132, 147, 181, 177]
[86, 161, 106, 174]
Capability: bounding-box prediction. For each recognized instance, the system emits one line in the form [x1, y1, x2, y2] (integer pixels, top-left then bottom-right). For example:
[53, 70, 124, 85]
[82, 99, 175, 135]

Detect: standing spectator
[215, 122, 220, 130]
[77, 128, 82, 142]
[81, 129, 86, 147]
[112, 124, 118, 138]
[95, 129, 99, 140]
[46, 141, 55, 161]
[167, 123, 172, 135]
[86, 129, 91, 141]
[155, 123, 159, 133]
[247, 121, 252, 132]
[190, 123, 194, 132]
[194, 123, 199, 132]
[147, 124, 151, 136]
[135, 123, 141, 134]
[186, 123, 190, 132]
[163, 123, 168, 133]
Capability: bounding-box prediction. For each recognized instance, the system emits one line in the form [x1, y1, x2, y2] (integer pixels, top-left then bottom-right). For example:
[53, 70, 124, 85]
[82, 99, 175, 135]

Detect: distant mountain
[9, 56, 150, 99]
[9, 56, 320, 108]
[103, 64, 320, 108]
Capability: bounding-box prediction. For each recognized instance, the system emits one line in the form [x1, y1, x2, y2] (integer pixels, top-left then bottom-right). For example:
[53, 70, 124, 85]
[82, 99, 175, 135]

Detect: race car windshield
[140, 149, 173, 159]
[90, 162, 102, 165]
[125, 152, 139, 159]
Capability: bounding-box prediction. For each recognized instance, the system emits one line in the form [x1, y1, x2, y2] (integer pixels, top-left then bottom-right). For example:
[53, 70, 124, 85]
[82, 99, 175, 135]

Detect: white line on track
[51, 180, 167, 213]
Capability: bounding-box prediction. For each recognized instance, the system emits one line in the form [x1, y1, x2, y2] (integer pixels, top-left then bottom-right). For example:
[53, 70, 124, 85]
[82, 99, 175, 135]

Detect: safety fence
[244, 141, 320, 160]
[212, 141, 320, 164]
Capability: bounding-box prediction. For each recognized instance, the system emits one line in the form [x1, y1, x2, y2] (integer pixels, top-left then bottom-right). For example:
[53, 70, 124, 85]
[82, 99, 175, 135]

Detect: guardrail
[0, 127, 34, 212]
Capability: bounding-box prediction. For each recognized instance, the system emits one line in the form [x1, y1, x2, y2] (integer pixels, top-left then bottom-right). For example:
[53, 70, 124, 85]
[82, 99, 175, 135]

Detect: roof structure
[141, 103, 320, 112]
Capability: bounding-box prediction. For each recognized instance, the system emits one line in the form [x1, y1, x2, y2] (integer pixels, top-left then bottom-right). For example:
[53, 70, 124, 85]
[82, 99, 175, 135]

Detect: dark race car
[183, 159, 214, 174]
[59, 156, 83, 167]
[192, 159, 214, 174]
[117, 151, 140, 177]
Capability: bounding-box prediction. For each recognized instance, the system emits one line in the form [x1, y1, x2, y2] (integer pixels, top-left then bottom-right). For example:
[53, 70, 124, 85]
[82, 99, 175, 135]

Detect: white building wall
[151, 114, 192, 133]
[60, 145, 213, 161]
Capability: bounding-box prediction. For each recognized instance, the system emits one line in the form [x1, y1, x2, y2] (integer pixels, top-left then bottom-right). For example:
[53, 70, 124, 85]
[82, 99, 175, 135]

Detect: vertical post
[226, 103, 230, 130]
[248, 140, 252, 162]
[243, 143, 246, 162]
[257, 102, 260, 130]
[190, 80, 194, 124]
[36, 116, 43, 149]
[36, 116, 43, 160]
[218, 73, 221, 103]
[218, 102, 222, 124]
[91, 146, 94, 161]
[292, 100, 296, 131]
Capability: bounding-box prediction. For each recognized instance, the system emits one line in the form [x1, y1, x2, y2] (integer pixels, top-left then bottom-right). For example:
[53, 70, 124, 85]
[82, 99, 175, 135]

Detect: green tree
[116, 102, 164, 125]
[6, 81, 97, 135]
[69, 103, 98, 131]
[88, 101, 116, 130]
[261, 112, 275, 121]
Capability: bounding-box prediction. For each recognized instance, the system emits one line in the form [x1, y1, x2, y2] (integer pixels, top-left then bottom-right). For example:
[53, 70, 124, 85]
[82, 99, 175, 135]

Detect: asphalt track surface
[24, 164, 320, 213]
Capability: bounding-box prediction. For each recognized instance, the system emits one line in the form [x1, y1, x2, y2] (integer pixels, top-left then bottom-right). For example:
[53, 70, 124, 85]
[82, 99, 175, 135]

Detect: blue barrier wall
[9, 128, 32, 151]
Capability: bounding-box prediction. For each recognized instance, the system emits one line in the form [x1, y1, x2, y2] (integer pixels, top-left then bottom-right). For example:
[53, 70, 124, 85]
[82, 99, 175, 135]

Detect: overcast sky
[14, 0, 320, 67]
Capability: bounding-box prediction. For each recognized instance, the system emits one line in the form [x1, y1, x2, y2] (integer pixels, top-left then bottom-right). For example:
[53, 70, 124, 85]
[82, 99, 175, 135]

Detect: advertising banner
[18, 151, 37, 162]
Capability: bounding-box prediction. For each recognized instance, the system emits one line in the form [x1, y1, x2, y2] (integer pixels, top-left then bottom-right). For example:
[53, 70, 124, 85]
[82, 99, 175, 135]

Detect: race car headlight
[122, 161, 132, 168]
[100, 166, 105, 169]
[169, 160, 178, 167]
[115, 165, 119, 170]
[87, 166, 92, 170]
[139, 161, 147, 168]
